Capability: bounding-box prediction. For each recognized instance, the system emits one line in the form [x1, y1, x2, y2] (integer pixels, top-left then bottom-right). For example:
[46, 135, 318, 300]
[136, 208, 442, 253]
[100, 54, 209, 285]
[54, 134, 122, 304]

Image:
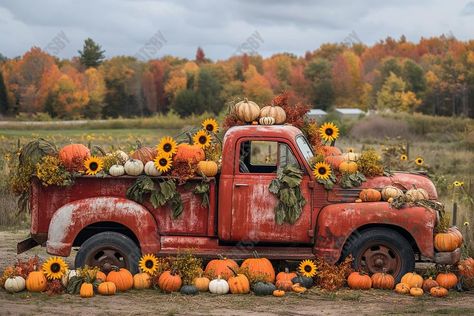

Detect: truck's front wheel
[342, 228, 415, 282]
[75, 232, 141, 274]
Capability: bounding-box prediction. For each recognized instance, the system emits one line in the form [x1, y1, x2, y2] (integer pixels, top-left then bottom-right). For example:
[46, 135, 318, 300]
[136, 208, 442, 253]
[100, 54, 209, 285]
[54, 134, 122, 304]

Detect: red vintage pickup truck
[18, 125, 460, 280]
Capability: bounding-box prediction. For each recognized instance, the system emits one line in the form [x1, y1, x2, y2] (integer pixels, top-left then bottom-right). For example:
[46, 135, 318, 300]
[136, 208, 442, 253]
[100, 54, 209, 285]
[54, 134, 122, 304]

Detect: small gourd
[80, 282, 94, 298]
[259, 116, 275, 125]
[180, 284, 199, 295]
[124, 159, 144, 176]
[410, 287, 424, 297]
[144, 161, 161, 176]
[253, 282, 276, 296]
[109, 164, 125, 177]
[208, 276, 229, 294]
[381, 185, 404, 201]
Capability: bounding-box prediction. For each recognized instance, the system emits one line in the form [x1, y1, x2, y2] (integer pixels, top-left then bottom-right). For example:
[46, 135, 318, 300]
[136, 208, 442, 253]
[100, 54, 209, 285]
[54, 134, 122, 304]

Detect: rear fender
[313, 202, 436, 263]
[46, 197, 160, 256]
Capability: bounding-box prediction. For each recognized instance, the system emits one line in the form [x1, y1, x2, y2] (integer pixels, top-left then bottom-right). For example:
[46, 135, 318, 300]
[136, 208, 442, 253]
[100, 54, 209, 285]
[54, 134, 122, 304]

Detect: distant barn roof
[307, 109, 327, 115]
[335, 108, 365, 115]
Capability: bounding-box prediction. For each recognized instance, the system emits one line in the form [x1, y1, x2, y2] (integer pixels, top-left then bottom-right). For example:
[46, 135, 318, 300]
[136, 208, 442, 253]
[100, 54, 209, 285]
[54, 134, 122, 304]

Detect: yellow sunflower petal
[139, 253, 159, 275]
[193, 130, 212, 149]
[319, 122, 339, 143]
[400, 154, 408, 161]
[42, 257, 69, 280]
[313, 162, 331, 180]
[415, 157, 424, 166]
[202, 118, 219, 134]
[298, 259, 317, 278]
[157, 136, 177, 157]
[84, 156, 104, 175]
[154, 154, 172, 173]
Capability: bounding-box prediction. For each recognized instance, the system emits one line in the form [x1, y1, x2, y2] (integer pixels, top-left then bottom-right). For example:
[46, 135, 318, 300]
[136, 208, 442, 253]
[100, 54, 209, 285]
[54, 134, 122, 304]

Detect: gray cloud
[0, 0, 472, 60]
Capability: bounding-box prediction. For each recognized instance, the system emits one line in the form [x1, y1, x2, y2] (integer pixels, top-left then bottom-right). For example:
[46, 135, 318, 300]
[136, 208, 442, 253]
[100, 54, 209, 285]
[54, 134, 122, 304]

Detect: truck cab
[18, 125, 460, 281]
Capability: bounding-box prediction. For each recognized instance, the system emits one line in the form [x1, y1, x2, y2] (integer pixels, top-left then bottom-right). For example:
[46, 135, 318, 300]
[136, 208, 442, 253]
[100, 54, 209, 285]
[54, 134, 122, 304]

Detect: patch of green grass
[432, 307, 474, 315]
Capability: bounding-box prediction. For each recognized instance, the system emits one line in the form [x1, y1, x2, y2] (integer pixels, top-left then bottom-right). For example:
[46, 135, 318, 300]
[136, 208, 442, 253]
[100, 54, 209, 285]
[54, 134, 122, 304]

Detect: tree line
[0, 35, 473, 119]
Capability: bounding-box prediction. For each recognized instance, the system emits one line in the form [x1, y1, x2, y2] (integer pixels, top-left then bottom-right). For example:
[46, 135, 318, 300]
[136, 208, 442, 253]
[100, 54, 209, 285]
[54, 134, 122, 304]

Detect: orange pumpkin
[174, 143, 205, 163]
[448, 227, 463, 247]
[240, 255, 275, 283]
[394, 282, 410, 294]
[320, 146, 342, 156]
[434, 232, 459, 252]
[435, 272, 458, 290]
[422, 277, 439, 292]
[96, 271, 107, 282]
[197, 160, 218, 177]
[401, 272, 423, 289]
[97, 281, 116, 295]
[291, 283, 307, 293]
[339, 161, 358, 174]
[273, 289, 285, 297]
[158, 270, 182, 293]
[276, 279, 293, 291]
[106, 268, 133, 292]
[275, 268, 296, 291]
[26, 271, 47, 292]
[410, 287, 424, 297]
[430, 286, 449, 297]
[371, 272, 395, 290]
[59, 144, 90, 171]
[227, 267, 250, 294]
[133, 272, 152, 289]
[260, 104, 286, 124]
[347, 272, 372, 290]
[204, 257, 239, 280]
[130, 142, 156, 163]
[458, 257, 474, 278]
[359, 189, 382, 202]
[80, 282, 94, 298]
[324, 155, 345, 169]
[193, 275, 210, 292]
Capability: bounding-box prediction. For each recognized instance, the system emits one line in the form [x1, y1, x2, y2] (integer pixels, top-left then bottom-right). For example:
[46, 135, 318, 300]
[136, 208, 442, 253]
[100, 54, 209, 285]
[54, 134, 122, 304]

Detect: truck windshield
[296, 135, 314, 165]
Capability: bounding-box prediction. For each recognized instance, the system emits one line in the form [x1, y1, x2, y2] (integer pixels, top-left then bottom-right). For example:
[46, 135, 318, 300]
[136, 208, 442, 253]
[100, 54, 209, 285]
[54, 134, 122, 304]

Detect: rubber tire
[341, 228, 415, 282]
[75, 231, 141, 274]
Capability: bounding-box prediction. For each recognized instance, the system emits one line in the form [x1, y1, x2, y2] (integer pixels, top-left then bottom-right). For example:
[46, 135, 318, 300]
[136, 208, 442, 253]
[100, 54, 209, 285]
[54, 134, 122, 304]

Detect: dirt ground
[1, 230, 474, 316]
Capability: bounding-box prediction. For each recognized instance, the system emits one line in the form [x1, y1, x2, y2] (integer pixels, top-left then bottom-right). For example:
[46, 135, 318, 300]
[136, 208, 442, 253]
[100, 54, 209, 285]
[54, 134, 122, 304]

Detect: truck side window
[239, 140, 278, 173]
[278, 143, 299, 169]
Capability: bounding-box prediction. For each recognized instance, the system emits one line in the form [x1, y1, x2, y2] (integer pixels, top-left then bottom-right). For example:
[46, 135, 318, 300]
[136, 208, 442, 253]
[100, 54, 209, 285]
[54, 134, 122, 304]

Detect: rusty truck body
[18, 125, 460, 280]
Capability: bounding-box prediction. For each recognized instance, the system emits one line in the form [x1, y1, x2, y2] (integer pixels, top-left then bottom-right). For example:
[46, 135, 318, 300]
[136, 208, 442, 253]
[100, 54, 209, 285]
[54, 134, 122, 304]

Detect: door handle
[235, 183, 249, 187]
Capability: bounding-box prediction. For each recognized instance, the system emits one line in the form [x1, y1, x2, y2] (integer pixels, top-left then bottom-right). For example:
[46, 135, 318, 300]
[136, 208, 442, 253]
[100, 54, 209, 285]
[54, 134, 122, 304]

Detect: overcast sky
[1, 0, 473, 61]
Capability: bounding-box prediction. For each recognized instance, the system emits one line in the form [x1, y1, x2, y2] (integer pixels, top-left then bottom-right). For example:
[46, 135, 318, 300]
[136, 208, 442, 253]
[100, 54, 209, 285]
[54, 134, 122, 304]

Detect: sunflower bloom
[157, 136, 177, 157]
[400, 154, 408, 161]
[319, 122, 339, 143]
[139, 253, 159, 275]
[202, 118, 219, 133]
[464, 221, 470, 227]
[154, 154, 172, 173]
[298, 259, 317, 278]
[313, 162, 331, 180]
[453, 181, 464, 187]
[84, 156, 104, 175]
[193, 130, 212, 149]
[415, 157, 424, 166]
[42, 257, 68, 280]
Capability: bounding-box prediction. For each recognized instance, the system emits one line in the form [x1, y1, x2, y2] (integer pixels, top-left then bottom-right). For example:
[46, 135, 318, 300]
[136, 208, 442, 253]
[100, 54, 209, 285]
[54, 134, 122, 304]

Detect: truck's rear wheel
[342, 228, 415, 282]
[75, 232, 141, 274]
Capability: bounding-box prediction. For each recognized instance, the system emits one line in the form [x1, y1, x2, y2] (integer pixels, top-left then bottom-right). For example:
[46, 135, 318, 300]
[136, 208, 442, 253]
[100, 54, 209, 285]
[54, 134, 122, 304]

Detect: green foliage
[78, 38, 105, 68]
[0, 71, 8, 114]
[376, 72, 421, 112]
[339, 172, 366, 189]
[126, 176, 183, 218]
[193, 180, 210, 208]
[269, 165, 306, 225]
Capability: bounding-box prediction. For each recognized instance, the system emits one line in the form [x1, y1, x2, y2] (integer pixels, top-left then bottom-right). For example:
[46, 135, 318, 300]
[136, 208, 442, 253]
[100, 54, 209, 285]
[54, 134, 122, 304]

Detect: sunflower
[346, 147, 354, 153]
[84, 156, 104, 175]
[400, 154, 408, 161]
[319, 122, 339, 143]
[193, 130, 212, 149]
[298, 259, 317, 278]
[42, 257, 68, 280]
[139, 253, 159, 275]
[415, 157, 424, 166]
[202, 118, 219, 134]
[313, 162, 331, 180]
[157, 136, 177, 157]
[154, 154, 172, 173]
[464, 221, 470, 227]
[453, 181, 464, 187]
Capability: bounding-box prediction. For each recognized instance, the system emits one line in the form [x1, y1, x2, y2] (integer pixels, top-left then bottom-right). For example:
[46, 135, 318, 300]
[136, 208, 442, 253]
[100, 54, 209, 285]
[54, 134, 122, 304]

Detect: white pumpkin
[144, 161, 161, 176]
[114, 150, 129, 163]
[405, 187, 429, 202]
[61, 269, 77, 287]
[109, 164, 125, 177]
[342, 152, 360, 162]
[259, 116, 275, 125]
[260, 104, 286, 124]
[4, 276, 26, 293]
[381, 185, 404, 201]
[124, 159, 144, 176]
[234, 98, 260, 123]
[209, 276, 229, 294]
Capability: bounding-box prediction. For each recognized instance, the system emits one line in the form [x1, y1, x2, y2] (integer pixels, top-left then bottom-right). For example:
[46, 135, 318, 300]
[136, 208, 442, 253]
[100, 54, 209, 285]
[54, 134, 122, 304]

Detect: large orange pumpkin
[435, 272, 458, 290]
[158, 270, 182, 293]
[106, 268, 133, 292]
[339, 161, 358, 174]
[98, 281, 116, 295]
[204, 257, 239, 280]
[401, 272, 423, 289]
[130, 142, 156, 163]
[448, 227, 463, 247]
[227, 267, 250, 294]
[324, 155, 345, 169]
[174, 144, 205, 163]
[59, 144, 91, 171]
[347, 272, 372, 290]
[359, 189, 382, 202]
[458, 257, 474, 278]
[371, 272, 395, 290]
[26, 271, 47, 292]
[434, 232, 459, 252]
[240, 255, 275, 283]
[133, 272, 152, 289]
[320, 146, 342, 156]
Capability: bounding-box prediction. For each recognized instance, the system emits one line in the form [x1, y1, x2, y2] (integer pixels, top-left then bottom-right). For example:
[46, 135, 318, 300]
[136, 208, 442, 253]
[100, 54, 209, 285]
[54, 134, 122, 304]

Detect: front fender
[47, 197, 160, 256]
[313, 202, 436, 264]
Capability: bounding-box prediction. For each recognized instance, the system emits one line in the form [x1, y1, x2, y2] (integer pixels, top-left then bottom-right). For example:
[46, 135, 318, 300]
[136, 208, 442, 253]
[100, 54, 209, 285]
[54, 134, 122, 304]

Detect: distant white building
[307, 109, 327, 120]
[334, 108, 365, 119]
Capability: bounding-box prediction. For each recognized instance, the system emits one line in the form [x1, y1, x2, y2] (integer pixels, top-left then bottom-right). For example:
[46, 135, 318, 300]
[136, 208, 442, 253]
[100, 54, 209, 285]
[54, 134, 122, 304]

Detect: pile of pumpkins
[233, 98, 287, 125]
[355, 185, 429, 203]
[320, 146, 360, 174]
[347, 271, 458, 298]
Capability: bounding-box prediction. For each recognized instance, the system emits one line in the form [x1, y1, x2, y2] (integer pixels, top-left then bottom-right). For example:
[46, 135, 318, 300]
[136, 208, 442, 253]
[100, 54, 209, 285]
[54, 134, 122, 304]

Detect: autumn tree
[0, 70, 8, 114]
[196, 47, 206, 64]
[242, 65, 273, 105]
[304, 58, 334, 109]
[78, 38, 105, 68]
[377, 72, 421, 112]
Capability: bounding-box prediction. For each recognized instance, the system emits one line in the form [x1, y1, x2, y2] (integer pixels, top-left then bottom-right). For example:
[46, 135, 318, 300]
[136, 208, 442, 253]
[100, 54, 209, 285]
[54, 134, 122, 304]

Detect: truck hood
[361, 172, 438, 200]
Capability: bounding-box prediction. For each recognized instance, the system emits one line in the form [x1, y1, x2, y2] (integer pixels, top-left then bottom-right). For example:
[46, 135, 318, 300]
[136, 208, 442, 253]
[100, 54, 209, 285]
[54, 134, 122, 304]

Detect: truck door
[230, 138, 313, 243]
